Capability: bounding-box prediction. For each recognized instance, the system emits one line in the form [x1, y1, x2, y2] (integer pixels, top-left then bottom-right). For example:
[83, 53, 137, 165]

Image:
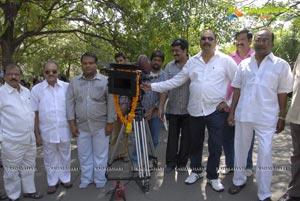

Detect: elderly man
[0, 64, 43, 201]
[66, 52, 115, 189]
[142, 30, 237, 192]
[31, 61, 72, 194]
[227, 29, 293, 201]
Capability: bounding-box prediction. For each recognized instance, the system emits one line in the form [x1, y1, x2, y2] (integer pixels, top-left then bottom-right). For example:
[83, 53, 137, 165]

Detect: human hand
[275, 118, 285, 133]
[140, 83, 152, 91]
[105, 123, 113, 136]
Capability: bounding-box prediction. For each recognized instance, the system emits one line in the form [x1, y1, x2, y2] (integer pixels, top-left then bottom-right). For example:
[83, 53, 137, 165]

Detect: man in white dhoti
[31, 61, 72, 194]
[0, 64, 43, 201]
[227, 29, 293, 201]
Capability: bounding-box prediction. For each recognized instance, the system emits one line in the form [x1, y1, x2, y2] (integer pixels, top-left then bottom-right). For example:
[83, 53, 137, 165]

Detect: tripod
[108, 99, 158, 193]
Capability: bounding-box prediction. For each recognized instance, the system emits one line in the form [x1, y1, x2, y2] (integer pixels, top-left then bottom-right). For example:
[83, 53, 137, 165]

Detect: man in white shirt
[0, 64, 42, 201]
[227, 29, 293, 201]
[31, 61, 72, 194]
[142, 30, 237, 192]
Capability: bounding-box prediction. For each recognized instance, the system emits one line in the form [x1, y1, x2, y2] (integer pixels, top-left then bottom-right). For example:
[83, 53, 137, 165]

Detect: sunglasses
[201, 36, 214, 41]
[45, 70, 58, 75]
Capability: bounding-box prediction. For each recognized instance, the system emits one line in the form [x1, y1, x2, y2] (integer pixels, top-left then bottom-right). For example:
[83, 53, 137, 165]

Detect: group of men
[0, 27, 299, 201]
[0, 52, 114, 201]
[142, 28, 299, 201]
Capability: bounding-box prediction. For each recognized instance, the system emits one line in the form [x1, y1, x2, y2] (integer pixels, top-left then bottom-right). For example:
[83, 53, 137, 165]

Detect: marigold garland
[113, 71, 140, 134]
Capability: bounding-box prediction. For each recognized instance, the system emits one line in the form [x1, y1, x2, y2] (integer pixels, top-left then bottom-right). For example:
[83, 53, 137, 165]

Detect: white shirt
[232, 52, 293, 126]
[286, 54, 300, 124]
[152, 50, 237, 117]
[31, 80, 71, 143]
[0, 83, 35, 144]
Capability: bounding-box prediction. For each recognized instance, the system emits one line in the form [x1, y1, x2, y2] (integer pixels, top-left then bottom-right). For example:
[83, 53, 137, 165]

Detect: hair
[235, 29, 253, 40]
[114, 52, 127, 60]
[4, 64, 23, 75]
[43, 60, 59, 70]
[256, 28, 275, 42]
[201, 29, 217, 39]
[80, 52, 98, 64]
[171, 38, 189, 52]
[150, 50, 165, 62]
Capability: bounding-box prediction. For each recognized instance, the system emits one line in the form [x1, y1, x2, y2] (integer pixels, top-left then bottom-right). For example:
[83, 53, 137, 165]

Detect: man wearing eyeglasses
[31, 61, 72, 194]
[227, 29, 293, 201]
[142, 30, 237, 192]
[0, 64, 43, 200]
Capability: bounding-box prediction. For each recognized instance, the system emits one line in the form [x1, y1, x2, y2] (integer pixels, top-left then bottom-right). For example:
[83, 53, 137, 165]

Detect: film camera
[106, 55, 155, 97]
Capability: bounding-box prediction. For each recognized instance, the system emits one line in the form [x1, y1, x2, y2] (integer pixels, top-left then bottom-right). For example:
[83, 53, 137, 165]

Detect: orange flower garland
[113, 71, 140, 134]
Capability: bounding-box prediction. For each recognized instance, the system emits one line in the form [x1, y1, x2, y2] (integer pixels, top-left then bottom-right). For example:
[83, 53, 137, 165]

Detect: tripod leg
[145, 120, 158, 167]
[140, 119, 150, 177]
[109, 123, 126, 165]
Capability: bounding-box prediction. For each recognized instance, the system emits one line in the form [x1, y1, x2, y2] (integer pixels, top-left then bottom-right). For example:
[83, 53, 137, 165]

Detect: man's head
[200, 29, 217, 53]
[114, 52, 127, 64]
[171, 38, 189, 62]
[235, 29, 252, 53]
[4, 64, 22, 90]
[81, 52, 98, 79]
[150, 50, 165, 71]
[43, 61, 59, 86]
[253, 28, 274, 58]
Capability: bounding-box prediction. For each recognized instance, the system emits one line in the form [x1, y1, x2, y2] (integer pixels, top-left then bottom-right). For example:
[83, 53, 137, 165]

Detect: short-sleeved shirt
[31, 79, 71, 143]
[232, 52, 293, 126]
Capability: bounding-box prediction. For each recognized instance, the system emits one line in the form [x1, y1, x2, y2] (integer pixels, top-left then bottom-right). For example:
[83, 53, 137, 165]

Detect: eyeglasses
[45, 70, 58, 75]
[201, 36, 214, 41]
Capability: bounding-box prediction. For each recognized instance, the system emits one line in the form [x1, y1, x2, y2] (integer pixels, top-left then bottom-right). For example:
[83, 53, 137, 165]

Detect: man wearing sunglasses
[31, 61, 72, 194]
[142, 29, 237, 192]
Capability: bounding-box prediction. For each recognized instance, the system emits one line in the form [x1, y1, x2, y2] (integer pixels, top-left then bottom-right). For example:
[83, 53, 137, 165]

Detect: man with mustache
[227, 29, 293, 201]
[142, 30, 237, 192]
[221, 29, 255, 176]
[158, 38, 191, 173]
[0, 64, 43, 201]
[66, 52, 115, 189]
[31, 61, 72, 194]
[132, 51, 167, 164]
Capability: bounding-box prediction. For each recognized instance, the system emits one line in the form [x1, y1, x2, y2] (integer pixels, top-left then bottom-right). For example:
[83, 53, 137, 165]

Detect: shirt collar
[4, 82, 23, 94]
[41, 79, 63, 89]
[231, 49, 254, 58]
[79, 72, 102, 80]
[252, 52, 276, 63]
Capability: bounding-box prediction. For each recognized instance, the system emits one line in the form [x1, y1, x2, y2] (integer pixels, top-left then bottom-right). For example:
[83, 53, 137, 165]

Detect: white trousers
[43, 141, 71, 185]
[233, 121, 276, 200]
[1, 141, 36, 200]
[78, 128, 109, 185]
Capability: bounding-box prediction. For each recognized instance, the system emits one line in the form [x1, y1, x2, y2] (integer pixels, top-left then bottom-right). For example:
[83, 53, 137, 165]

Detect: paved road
[0, 125, 292, 201]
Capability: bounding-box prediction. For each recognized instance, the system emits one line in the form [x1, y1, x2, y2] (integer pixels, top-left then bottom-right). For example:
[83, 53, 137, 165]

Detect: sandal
[228, 184, 246, 194]
[23, 192, 43, 199]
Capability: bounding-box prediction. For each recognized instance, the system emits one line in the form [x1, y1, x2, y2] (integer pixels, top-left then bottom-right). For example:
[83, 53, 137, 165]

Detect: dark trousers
[190, 110, 227, 180]
[288, 123, 300, 197]
[165, 114, 190, 168]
